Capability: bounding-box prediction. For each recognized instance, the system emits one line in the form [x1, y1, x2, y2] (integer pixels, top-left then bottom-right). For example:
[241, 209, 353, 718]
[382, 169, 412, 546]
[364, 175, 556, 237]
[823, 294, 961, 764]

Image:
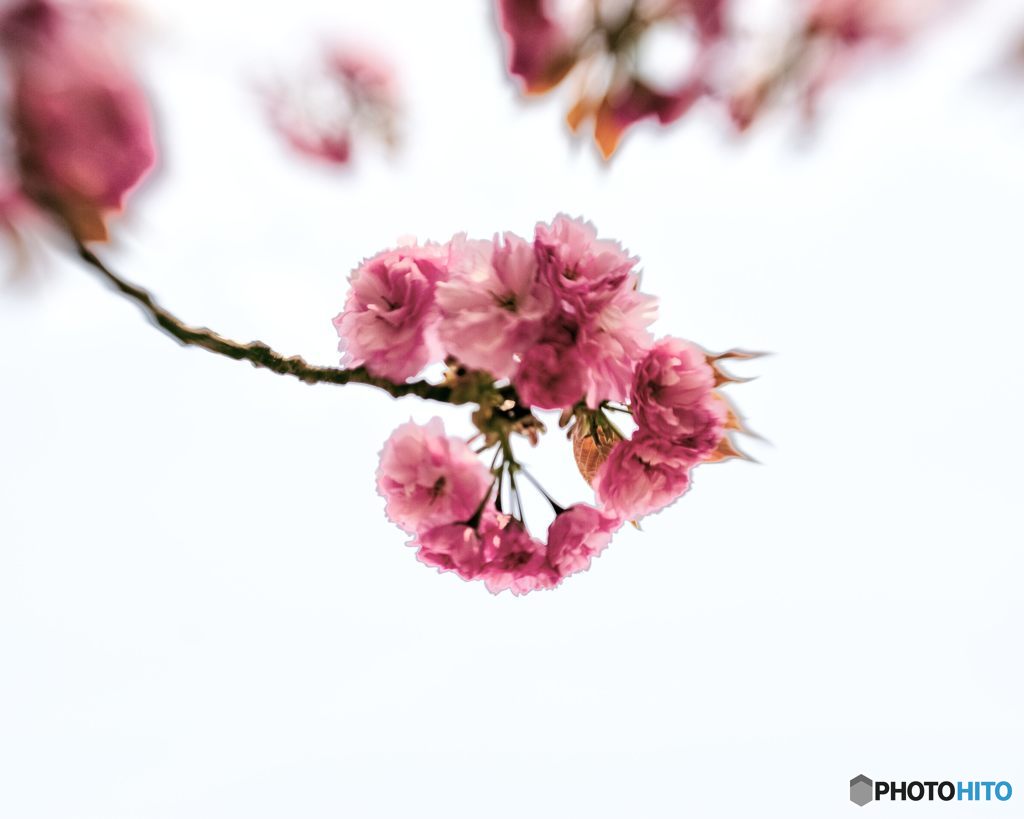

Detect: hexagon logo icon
[850, 775, 874, 806]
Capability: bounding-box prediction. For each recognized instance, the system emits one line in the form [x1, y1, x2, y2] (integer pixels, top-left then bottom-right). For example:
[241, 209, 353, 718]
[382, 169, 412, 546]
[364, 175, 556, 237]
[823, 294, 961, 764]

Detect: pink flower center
[493, 291, 518, 311]
[501, 550, 533, 569]
[429, 476, 446, 500]
[637, 456, 657, 473]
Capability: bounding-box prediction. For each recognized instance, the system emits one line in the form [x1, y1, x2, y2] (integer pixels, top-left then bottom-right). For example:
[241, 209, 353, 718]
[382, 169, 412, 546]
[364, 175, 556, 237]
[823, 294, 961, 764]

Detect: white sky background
[1, 0, 1023, 816]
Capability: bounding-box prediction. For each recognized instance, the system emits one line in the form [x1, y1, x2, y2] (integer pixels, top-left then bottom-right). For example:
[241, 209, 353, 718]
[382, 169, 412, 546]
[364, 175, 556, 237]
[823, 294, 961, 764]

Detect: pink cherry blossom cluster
[336, 215, 753, 594]
[496, 0, 948, 158]
[0, 0, 155, 242]
[262, 43, 400, 167]
[376, 418, 621, 595]
[334, 215, 657, 405]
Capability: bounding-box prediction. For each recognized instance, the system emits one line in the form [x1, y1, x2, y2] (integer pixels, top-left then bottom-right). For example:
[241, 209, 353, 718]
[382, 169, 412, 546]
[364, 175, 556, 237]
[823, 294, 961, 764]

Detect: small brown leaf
[725, 404, 743, 431]
[523, 54, 578, 96]
[566, 95, 593, 133]
[704, 435, 757, 464]
[708, 349, 768, 362]
[706, 349, 764, 387]
[711, 362, 757, 387]
[593, 97, 625, 159]
[572, 422, 621, 485]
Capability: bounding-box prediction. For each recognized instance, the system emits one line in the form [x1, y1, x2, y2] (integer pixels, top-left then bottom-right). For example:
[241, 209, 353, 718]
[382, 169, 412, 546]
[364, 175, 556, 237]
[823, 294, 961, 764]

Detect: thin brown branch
[73, 239, 459, 404]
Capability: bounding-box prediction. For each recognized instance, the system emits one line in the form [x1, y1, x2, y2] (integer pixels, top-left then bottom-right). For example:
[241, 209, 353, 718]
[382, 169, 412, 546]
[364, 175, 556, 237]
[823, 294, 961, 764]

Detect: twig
[73, 239, 459, 405]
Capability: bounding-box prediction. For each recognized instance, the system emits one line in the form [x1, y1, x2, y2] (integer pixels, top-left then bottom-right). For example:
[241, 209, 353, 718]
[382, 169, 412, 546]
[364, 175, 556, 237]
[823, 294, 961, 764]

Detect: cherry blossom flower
[531, 215, 656, 407]
[547, 504, 621, 577]
[479, 515, 558, 595]
[0, 0, 156, 241]
[376, 418, 492, 534]
[414, 520, 488, 579]
[631, 337, 726, 459]
[572, 289, 658, 407]
[593, 434, 696, 520]
[513, 336, 587, 410]
[415, 511, 563, 595]
[435, 232, 551, 378]
[535, 214, 639, 316]
[333, 241, 450, 381]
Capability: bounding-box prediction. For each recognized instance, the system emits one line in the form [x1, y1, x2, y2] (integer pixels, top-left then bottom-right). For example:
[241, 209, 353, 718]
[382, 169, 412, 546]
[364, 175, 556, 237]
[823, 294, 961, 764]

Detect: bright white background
[1, 0, 1023, 816]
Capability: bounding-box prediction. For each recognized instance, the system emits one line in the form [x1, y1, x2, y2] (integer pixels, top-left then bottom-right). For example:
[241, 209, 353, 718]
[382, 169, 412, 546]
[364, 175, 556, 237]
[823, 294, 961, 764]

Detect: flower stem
[595, 408, 626, 443]
[518, 467, 566, 516]
[507, 463, 523, 522]
[466, 477, 497, 530]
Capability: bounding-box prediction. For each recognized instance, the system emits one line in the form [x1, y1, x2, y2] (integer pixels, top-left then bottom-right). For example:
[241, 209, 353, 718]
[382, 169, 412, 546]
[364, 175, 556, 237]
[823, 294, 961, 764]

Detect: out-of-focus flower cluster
[498, 0, 727, 158]
[496, 0, 947, 157]
[336, 215, 753, 594]
[262, 42, 400, 167]
[1000, 28, 1024, 78]
[728, 0, 943, 130]
[0, 0, 155, 243]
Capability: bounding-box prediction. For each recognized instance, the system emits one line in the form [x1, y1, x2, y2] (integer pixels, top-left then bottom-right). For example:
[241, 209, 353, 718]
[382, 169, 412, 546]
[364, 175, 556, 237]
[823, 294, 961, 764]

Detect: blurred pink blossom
[670, 0, 728, 43]
[263, 42, 400, 167]
[497, 0, 581, 94]
[729, 0, 947, 130]
[495, 0, 725, 157]
[0, 0, 155, 241]
[497, 0, 961, 152]
[590, 75, 708, 158]
[804, 0, 924, 45]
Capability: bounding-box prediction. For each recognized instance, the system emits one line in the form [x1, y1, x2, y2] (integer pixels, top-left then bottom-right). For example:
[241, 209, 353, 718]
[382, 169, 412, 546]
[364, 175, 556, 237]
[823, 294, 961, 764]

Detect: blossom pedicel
[336, 215, 758, 595]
